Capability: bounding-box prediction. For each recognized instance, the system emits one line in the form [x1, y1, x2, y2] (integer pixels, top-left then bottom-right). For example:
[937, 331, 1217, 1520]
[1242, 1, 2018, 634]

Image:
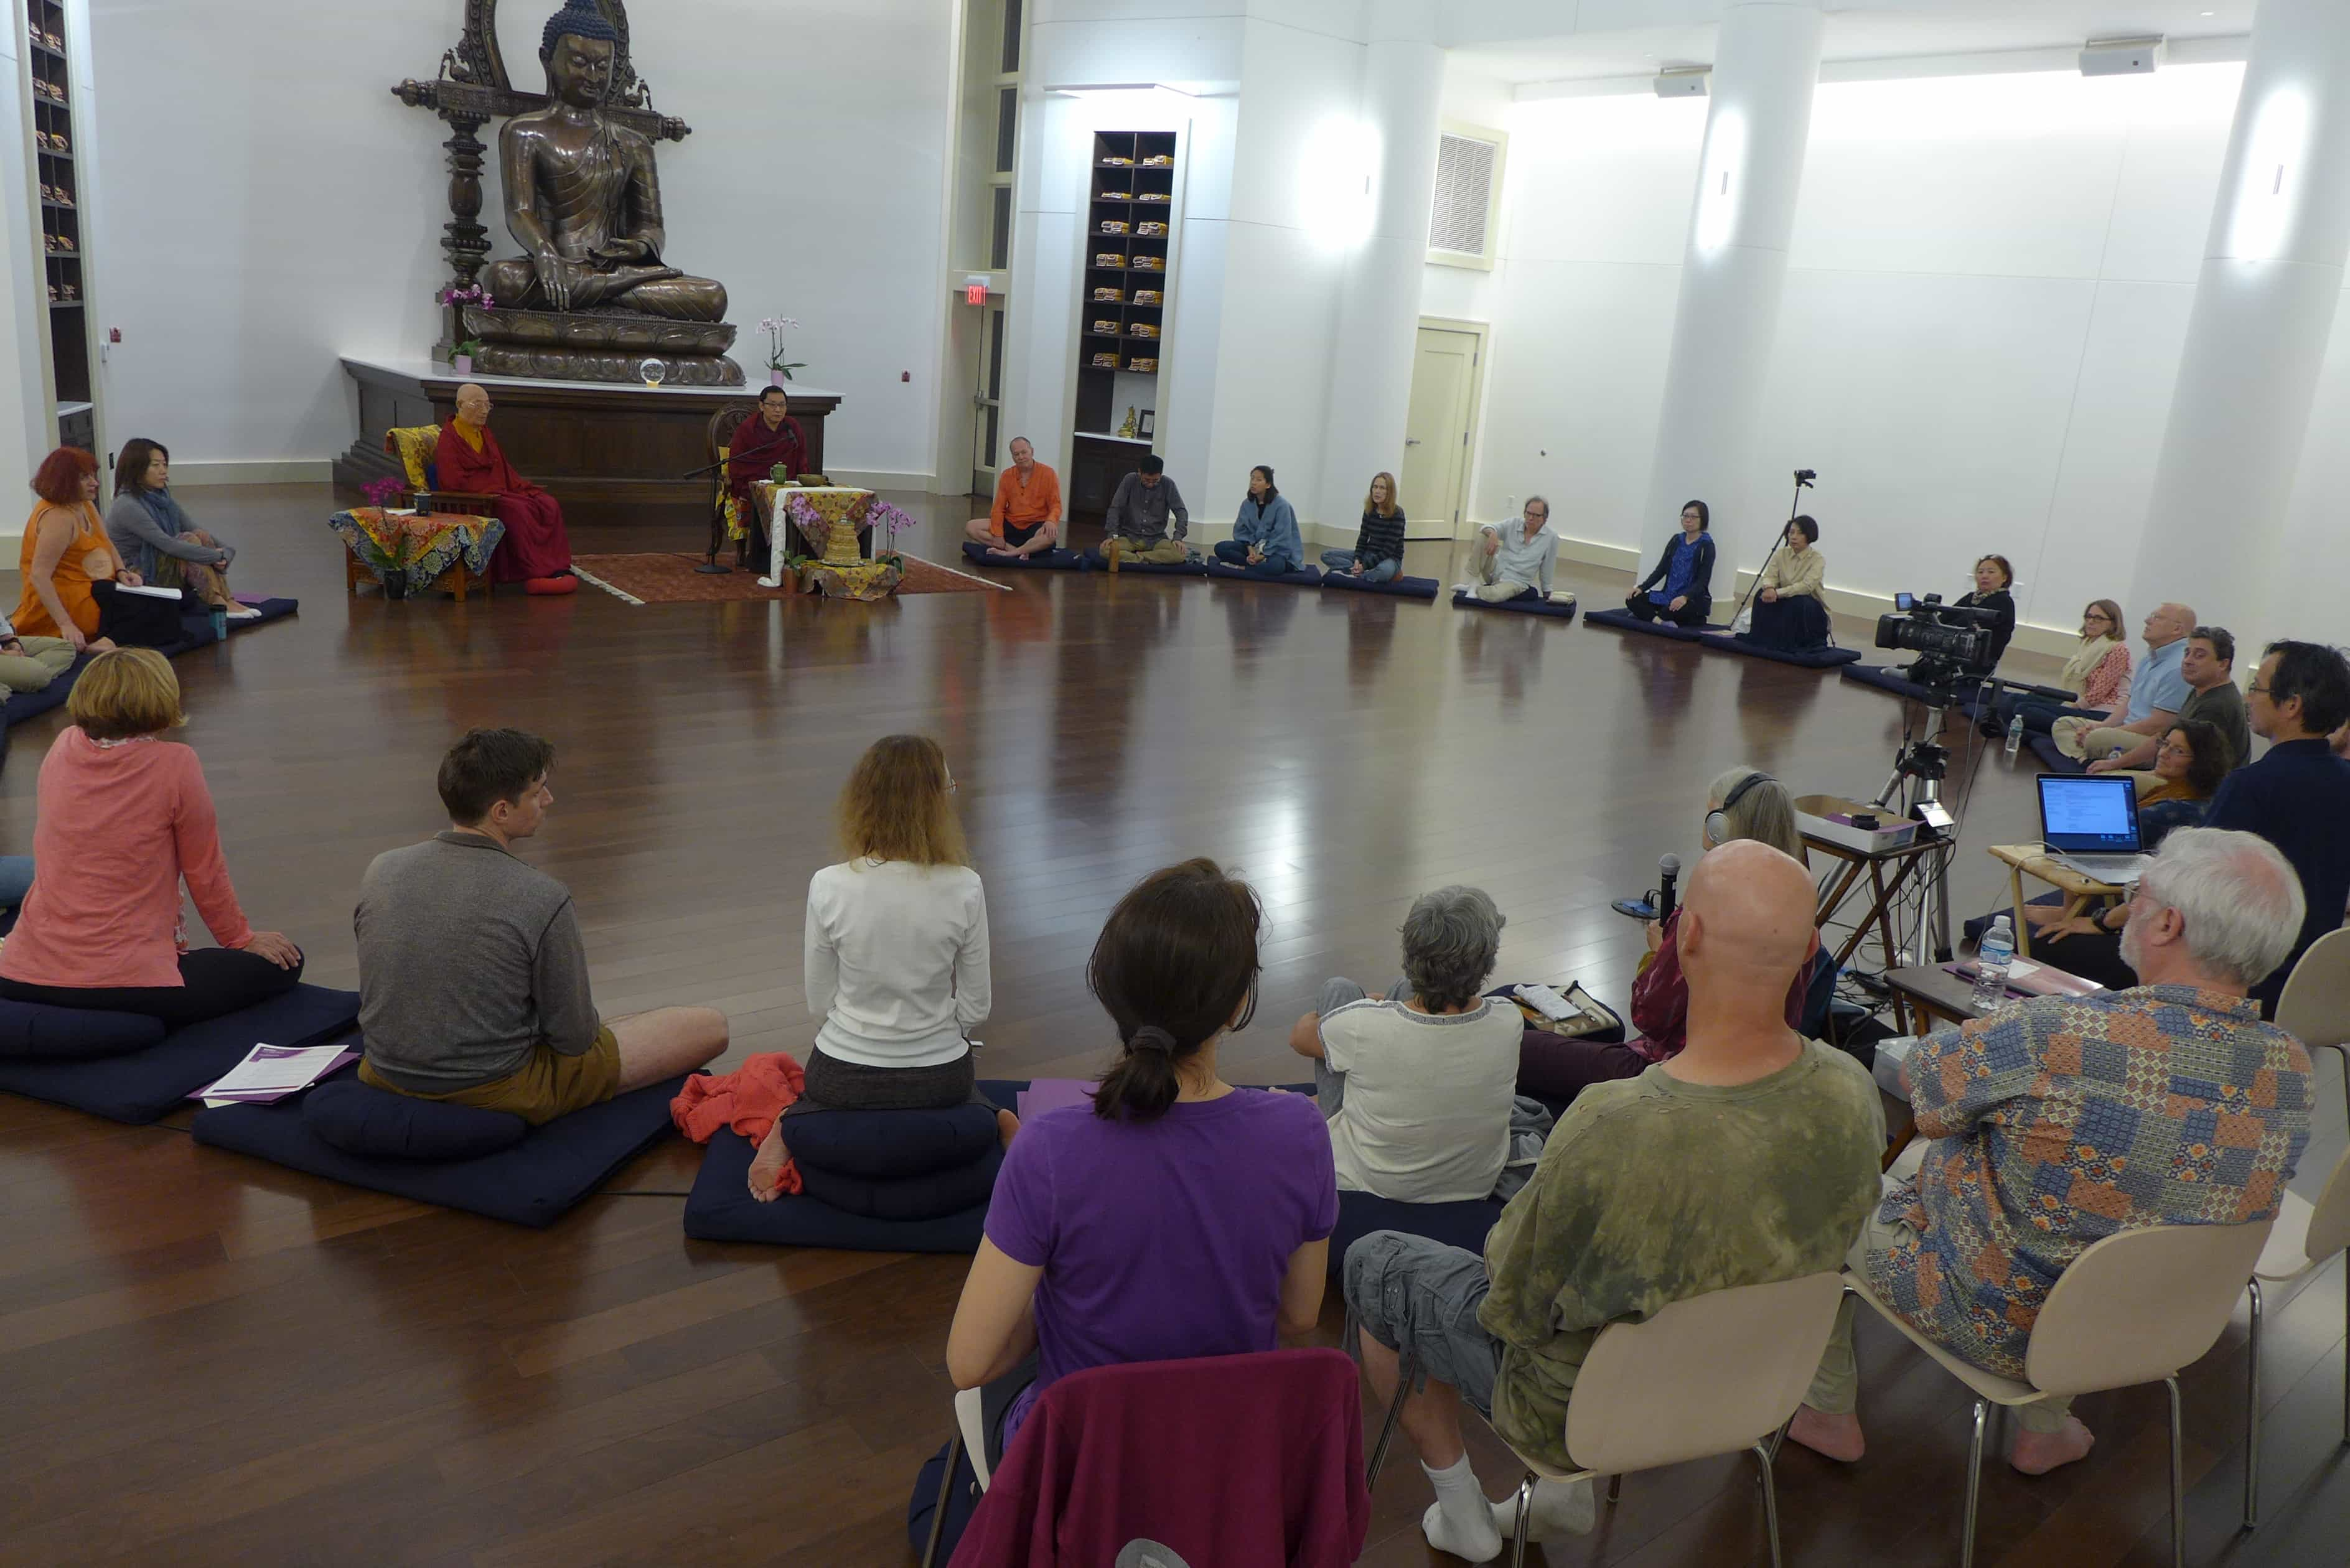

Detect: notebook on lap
[2037, 773, 2148, 885]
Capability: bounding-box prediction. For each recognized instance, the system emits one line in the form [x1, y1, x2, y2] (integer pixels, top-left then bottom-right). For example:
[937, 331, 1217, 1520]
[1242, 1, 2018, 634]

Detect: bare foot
[2010, 1417, 2094, 1475]
[1786, 1405, 1866, 1463]
[996, 1108, 1020, 1149]
[88, 637, 117, 653]
[747, 1120, 791, 1202]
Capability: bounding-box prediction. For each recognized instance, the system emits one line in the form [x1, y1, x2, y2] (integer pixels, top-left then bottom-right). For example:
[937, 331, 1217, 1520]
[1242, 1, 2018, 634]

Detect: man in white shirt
[1288, 885, 1527, 1203]
[1462, 497, 1561, 605]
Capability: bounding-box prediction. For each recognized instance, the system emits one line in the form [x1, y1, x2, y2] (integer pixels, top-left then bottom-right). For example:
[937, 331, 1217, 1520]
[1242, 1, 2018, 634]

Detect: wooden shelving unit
[29, 0, 93, 450]
[1070, 129, 1176, 517]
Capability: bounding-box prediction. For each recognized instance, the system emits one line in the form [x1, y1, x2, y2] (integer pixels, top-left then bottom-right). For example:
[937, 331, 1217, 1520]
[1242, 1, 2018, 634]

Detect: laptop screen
[2038, 774, 2142, 854]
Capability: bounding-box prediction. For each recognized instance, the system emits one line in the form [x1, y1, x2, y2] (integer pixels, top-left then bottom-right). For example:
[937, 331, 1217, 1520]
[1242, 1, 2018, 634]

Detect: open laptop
[2037, 773, 2148, 885]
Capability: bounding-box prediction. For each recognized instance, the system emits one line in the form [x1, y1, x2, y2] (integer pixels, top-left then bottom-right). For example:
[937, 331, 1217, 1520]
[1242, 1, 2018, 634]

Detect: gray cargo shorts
[1343, 1230, 1504, 1418]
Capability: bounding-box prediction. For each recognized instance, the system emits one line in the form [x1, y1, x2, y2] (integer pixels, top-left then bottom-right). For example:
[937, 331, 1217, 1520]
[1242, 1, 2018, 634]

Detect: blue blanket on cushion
[1321, 572, 1438, 600]
[192, 1070, 690, 1227]
[1451, 590, 1578, 621]
[1205, 561, 1323, 587]
[1700, 632, 1862, 669]
[0, 983, 359, 1123]
[1582, 607, 1718, 642]
[960, 541, 1084, 571]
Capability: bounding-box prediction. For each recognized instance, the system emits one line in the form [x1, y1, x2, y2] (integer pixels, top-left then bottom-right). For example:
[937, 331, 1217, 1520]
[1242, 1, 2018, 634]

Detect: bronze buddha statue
[482, 0, 726, 323]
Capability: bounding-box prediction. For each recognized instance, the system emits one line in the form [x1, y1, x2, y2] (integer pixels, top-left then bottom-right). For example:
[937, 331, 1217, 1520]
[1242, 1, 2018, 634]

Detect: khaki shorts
[360, 1027, 621, 1126]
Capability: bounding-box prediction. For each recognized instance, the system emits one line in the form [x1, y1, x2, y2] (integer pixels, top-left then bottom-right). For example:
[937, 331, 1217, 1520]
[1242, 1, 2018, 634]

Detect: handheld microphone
[1655, 853, 1682, 923]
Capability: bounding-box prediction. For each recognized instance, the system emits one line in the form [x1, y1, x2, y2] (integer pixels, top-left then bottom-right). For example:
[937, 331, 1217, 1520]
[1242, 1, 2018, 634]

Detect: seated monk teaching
[355, 728, 729, 1124]
[727, 386, 811, 567]
[435, 385, 577, 594]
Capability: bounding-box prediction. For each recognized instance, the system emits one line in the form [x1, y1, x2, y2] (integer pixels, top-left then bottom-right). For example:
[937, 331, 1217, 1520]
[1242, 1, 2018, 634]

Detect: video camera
[1874, 593, 1999, 693]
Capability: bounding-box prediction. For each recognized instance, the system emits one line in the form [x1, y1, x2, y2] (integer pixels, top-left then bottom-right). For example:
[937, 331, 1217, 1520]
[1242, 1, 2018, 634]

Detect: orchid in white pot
[758, 317, 806, 385]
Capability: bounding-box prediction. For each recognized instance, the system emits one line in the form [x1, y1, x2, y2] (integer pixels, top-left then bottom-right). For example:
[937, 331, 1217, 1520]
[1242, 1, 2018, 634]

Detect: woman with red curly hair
[11, 446, 179, 650]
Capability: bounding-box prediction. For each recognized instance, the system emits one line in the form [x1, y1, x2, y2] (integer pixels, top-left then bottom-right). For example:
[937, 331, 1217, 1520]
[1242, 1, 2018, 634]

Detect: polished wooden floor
[0, 487, 2341, 1567]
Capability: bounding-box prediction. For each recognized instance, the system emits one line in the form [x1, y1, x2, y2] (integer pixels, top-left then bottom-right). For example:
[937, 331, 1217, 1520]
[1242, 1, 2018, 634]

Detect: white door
[1402, 325, 1481, 539]
[971, 302, 1007, 497]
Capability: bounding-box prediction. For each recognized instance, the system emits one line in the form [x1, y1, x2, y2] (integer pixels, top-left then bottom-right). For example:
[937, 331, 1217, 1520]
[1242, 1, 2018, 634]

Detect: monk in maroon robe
[726, 386, 809, 564]
[434, 383, 576, 591]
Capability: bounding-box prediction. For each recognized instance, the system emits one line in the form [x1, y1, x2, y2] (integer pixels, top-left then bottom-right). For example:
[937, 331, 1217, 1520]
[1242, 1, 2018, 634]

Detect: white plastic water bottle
[1972, 917, 2015, 1011]
[2005, 712, 2024, 760]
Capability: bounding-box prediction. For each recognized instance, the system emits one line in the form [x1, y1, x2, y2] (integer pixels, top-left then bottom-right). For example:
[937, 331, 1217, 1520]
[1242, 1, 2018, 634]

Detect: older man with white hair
[1791, 827, 2314, 1477]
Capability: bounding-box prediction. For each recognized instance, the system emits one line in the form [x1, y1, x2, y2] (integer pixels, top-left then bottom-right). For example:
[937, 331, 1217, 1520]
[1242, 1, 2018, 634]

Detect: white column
[1637, 0, 1823, 567]
[2130, 0, 2350, 640]
[1312, 1, 1443, 539]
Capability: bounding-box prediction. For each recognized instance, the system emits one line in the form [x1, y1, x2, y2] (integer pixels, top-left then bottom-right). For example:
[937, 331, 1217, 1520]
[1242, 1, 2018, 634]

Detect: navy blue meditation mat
[0, 983, 359, 1124]
[0, 999, 165, 1062]
[1327, 1190, 1505, 1277]
[0, 651, 93, 729]
[1206, 562, 1324, 586]
[2029, 734, 2084, 774]
[1095, 555, 1207, 577]
[960, 541, 1084, 571]
[1582, 607, 1716, 642]
[1322, 572, 1439, 600]
[1698, 633, 1863, 669]
[192, 1070, 690, 1227]
[146, 597, 301, 658]
[1452, 589, 1578, 622]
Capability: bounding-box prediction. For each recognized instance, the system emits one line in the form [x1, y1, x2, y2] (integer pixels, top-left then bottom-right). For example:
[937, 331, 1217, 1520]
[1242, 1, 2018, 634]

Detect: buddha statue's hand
[538, 251, 591, 312]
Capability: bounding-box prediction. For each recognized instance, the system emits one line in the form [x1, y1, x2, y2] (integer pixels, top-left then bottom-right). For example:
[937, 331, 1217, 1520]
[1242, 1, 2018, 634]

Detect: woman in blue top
[1213, 465, 1304, 579]
[1626, 500, 1715, 626]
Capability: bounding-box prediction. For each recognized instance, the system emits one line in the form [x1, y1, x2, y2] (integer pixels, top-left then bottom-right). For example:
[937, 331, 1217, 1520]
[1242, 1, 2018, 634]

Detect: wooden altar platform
[330, 358, 843, 530]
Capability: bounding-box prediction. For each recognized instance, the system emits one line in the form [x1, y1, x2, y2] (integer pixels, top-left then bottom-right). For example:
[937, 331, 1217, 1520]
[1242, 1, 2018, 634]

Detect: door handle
[1405, 437, 1421, 446]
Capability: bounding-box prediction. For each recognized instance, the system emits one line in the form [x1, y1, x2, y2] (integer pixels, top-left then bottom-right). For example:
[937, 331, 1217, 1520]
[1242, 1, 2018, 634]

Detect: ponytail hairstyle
[1088, 857, 1262, 1122]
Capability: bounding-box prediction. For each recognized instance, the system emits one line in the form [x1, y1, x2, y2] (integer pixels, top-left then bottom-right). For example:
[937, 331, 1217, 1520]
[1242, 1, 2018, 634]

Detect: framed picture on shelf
[1138, 411, 1155, 439]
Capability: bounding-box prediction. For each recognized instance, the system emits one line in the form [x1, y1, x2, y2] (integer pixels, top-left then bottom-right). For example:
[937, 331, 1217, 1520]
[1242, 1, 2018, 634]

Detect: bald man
[2053, 600, 2196, 762]
[1346, 842, 1885, 1561]
[433, 383, 577, 593]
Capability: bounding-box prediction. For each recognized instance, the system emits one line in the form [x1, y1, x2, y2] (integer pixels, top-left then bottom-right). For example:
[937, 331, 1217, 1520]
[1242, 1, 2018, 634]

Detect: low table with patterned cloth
[330, 508, 505, 601]
[754, 485, 917, 601]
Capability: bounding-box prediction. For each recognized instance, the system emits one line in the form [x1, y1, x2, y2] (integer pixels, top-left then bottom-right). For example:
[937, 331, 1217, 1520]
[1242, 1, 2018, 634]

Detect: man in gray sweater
[355, 728, 727, 1122]
[1085, 454, 1192, 567]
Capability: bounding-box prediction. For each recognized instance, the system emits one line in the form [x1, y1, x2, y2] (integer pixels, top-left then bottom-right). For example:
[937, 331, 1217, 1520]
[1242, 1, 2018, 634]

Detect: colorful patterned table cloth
[329, 507, 504, 589]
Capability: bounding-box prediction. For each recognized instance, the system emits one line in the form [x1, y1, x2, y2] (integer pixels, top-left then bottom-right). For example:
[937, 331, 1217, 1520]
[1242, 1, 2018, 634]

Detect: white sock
[1491, 1477, 1596, 1542]
[1421, 1456, 1502, 1563]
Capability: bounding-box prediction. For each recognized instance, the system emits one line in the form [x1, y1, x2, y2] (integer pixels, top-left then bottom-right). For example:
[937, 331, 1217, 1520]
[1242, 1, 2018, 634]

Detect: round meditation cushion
[797, 1141, 1005, 1223]
[302, 1078, 531, 1161]
[781, 1101, 1001, 1178]
[0, 999, 167, 1060]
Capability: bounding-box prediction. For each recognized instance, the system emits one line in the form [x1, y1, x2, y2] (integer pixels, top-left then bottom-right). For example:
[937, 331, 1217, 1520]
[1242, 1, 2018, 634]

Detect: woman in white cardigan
[1741, 513, 1830, 651]
[750, 734, 1011, 1199]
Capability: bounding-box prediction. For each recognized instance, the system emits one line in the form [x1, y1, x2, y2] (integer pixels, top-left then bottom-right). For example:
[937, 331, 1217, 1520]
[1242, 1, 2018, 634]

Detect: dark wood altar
[330, 360, 842, 530]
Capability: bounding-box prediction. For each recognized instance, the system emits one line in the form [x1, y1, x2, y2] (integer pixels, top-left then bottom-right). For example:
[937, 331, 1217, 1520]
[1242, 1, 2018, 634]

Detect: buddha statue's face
[544, 33, 616, 109]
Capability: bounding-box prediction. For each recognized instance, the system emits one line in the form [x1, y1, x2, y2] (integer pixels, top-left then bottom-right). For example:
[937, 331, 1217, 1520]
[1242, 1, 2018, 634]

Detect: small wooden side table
[1985, 842, 2127, 959]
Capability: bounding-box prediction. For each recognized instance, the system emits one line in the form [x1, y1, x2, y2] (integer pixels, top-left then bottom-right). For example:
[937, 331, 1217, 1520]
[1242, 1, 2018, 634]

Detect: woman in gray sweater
[105, 439, 255, 619]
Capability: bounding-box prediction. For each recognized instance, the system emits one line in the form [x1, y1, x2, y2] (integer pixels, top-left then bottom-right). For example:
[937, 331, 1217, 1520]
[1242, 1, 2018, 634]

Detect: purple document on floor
[1016, 1078, 1096, 1121]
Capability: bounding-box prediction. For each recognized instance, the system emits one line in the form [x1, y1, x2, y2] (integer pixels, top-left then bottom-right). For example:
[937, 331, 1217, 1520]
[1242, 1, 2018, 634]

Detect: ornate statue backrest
[709, 404, 752, 467]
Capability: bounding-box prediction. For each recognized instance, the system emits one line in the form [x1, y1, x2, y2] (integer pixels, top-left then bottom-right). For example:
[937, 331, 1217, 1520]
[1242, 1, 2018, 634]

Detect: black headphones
[1705, 771, 1777, 846]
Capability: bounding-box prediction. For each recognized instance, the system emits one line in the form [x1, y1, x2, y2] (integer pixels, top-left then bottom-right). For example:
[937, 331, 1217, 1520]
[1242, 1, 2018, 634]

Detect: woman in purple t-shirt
[945, 857, 1339, 1451]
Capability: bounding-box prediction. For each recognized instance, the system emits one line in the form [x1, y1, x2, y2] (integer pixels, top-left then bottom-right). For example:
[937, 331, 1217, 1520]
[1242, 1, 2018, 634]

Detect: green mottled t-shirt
[1477, 1040, 1886, 1468]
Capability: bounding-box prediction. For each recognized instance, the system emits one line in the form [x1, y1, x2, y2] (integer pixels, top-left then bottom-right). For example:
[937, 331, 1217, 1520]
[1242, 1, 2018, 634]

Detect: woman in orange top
[10, 446, 176, 651]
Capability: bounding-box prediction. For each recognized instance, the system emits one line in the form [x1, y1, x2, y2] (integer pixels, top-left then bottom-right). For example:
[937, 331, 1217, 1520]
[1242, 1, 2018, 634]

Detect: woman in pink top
[0, 649, 302, 1025]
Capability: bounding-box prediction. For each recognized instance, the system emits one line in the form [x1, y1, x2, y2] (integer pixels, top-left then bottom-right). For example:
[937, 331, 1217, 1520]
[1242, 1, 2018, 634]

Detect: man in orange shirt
[965, 436, 1062, 558]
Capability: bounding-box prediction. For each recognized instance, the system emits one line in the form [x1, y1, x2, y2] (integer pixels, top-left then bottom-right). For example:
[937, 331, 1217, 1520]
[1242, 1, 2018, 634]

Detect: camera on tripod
[1873, 593, 1999, 693]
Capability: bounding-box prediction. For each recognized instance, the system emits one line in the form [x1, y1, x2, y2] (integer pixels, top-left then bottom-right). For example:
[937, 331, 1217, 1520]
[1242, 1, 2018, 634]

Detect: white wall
[1461, 63, 2280, 638]
[85, 0, 955, 483]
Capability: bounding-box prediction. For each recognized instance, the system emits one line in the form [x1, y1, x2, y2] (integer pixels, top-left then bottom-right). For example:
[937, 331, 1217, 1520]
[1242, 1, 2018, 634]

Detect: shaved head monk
[1344, 840, 1884, 1559]
[434, 385, 578, 594]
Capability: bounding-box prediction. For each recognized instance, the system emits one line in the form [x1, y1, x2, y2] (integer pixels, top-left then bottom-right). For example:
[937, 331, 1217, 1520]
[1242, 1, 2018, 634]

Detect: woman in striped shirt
[1321, 472, 1407, 583]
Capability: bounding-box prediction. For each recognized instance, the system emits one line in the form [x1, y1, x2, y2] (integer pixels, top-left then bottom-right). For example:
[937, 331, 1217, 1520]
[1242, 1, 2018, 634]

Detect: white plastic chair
[917, 1388, 991, 1568]
[2275, 927, 2350, 1138]
[1370, 1272, 1846, 1568]
[1850, 1218, 2273, 1568]
[2243, 1146, 2350, 1530]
